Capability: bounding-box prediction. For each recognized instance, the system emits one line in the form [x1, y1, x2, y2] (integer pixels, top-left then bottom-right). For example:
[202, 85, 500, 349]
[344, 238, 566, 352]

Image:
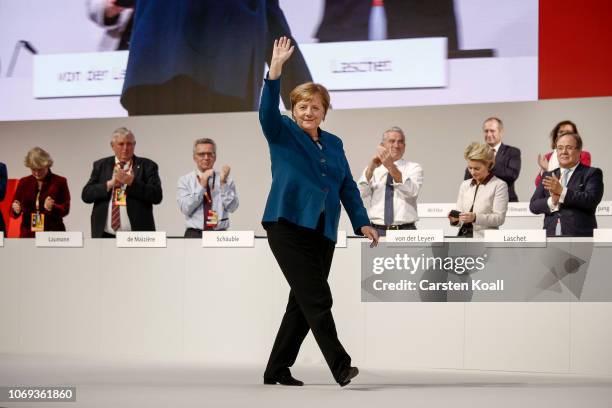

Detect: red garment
[535, 150, 591, 186]
[10, 170, 71, 237]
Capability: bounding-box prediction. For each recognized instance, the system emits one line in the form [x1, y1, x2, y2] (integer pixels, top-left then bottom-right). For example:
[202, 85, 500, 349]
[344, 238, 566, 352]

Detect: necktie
[561, 168, 570, 188]
[555, 169, 569, 236]
[384, 172, 394, 226]
[111, 161, 125, 231]
[203, 178, 212, 231]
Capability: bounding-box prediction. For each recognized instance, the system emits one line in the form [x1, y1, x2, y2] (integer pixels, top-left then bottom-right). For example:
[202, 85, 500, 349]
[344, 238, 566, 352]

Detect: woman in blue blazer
[260, 37, 378, 387]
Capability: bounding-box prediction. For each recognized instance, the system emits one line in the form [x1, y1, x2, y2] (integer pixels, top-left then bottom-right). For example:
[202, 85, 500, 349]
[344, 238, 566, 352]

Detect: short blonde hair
[290, 82, 331, 117]
[464, 142, 495, 169]
[24, 147, 53, 169]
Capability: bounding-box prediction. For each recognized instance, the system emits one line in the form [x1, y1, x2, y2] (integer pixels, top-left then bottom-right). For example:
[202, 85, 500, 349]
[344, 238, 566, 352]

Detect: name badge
[205, 209, 219, 229]
[113, 188, 127, 206]
[202, 231, 255, 248]
[30, 212, 45, 232]
[484, 229, 546, 247]
[386, 229, 444, 246]
[36, 231, 83, 247]
[116, 231, 167, 248]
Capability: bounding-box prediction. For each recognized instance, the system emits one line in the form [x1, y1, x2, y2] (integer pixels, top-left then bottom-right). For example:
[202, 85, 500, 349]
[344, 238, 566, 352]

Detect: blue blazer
[0, 162, 6, 233]
[259, 78, 370, 242]
[529, 163, 604, 237]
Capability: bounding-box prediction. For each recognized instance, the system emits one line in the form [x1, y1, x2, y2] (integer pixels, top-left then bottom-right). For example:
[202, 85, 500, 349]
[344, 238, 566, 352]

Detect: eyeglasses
[556, 145, 578, 152]
[195, 152, 215, 158]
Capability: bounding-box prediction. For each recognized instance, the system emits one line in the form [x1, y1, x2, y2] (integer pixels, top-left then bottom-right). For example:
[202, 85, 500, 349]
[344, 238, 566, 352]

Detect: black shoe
[338, 366, 359, 387]
[263, 374, 304, 386]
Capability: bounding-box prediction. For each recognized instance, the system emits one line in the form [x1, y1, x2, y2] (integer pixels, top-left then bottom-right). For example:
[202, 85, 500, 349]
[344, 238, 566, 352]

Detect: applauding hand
[220, 165, 231, 185]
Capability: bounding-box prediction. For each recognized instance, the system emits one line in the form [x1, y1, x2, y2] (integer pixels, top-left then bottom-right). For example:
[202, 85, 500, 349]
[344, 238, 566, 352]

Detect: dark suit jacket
[11, 171, 71, 238]
[121, 0, 312, 114]
[316, 0, 459, 53]
[529, 164, 604, 237]
[81, 156, 162, 238]
[465, 143, 521, 202]
[0, 162, 8, 233]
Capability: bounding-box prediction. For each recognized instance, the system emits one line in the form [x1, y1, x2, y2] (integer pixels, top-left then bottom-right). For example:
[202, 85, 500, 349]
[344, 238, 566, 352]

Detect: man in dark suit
[464, 117, 521, 202]
[120, 0, 312, 115]
[82, 127, 163, 238]
[530, 132, 603, 237]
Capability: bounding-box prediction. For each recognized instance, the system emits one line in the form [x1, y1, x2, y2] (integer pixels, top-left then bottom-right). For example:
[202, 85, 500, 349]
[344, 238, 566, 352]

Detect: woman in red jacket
[11, 147, 70, 237]
[536, 120, 591, 186]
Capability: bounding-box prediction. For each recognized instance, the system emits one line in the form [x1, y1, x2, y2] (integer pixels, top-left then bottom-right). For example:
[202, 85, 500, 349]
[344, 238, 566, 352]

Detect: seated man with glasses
[529, 132, 603, 237]
[177, 138, 239, 237]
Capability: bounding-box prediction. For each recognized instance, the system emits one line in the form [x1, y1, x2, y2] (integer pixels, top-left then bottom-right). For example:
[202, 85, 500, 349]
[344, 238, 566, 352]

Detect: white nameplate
[484, 229, 546, 247]
[300, 38, 446, 91]
[593, 229, 612, 247]
[202, 231, 254, 248]
[386, 229, 444, 246]
[335, 230, 347, 248]
[506, 202, 539, 217]
[596, 201, 612, 216]
[0, 231, 4, 247]
[35, 231, 83, 247]
[33, 51, 128, 98]
[116, 231, 167, 248]
[417, 203, 456, 218]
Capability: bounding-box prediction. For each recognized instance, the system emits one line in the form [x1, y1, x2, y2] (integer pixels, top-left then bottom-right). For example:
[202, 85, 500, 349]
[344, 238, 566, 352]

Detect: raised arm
[260, 37, 296, 142]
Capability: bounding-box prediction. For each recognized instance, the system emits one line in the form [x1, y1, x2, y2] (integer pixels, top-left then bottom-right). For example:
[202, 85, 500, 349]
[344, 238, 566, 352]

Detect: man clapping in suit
[530, 132, 603, 237]
[81, 127, 162, 238]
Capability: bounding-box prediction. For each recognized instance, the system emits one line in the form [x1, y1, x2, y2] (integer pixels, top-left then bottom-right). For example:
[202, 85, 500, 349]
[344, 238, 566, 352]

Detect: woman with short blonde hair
[449, 142, 508, 238]
[11, 147, 70, 237]
[24, 146, 54, 170]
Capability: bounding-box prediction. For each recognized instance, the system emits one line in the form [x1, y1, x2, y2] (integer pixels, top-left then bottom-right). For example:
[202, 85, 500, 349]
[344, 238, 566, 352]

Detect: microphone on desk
[6, 40, 39, 77]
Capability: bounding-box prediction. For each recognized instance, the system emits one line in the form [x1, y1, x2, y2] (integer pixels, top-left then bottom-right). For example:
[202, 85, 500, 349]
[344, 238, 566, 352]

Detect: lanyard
[204, 172, 216, 204]
[35, 188, 41, 213]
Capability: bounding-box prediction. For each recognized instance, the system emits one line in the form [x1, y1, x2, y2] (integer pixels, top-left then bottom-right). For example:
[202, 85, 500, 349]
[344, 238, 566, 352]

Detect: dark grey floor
[1, 356, 611, 408]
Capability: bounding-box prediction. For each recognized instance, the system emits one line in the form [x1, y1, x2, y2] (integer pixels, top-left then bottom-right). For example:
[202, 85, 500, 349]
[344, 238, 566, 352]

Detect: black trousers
[264, 220, 351, 383]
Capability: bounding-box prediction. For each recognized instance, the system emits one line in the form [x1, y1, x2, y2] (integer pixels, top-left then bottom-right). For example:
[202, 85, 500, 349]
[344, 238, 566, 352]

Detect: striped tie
[111, 162, 125, 231]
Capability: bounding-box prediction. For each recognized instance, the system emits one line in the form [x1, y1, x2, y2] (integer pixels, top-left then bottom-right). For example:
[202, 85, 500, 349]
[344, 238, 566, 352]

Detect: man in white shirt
[358, 126, 423, 235]
[177, 138, 239, 238]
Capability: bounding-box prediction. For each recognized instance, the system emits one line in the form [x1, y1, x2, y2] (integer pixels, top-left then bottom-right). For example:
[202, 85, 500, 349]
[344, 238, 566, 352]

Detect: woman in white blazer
[449, 142, 509, 238]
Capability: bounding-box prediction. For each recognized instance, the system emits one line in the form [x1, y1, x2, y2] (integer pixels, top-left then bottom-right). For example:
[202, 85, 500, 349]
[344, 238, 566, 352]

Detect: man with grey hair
[358, 126, 423, 235]
[177, 138, 239, 237]
[82, 127, 163, 238]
